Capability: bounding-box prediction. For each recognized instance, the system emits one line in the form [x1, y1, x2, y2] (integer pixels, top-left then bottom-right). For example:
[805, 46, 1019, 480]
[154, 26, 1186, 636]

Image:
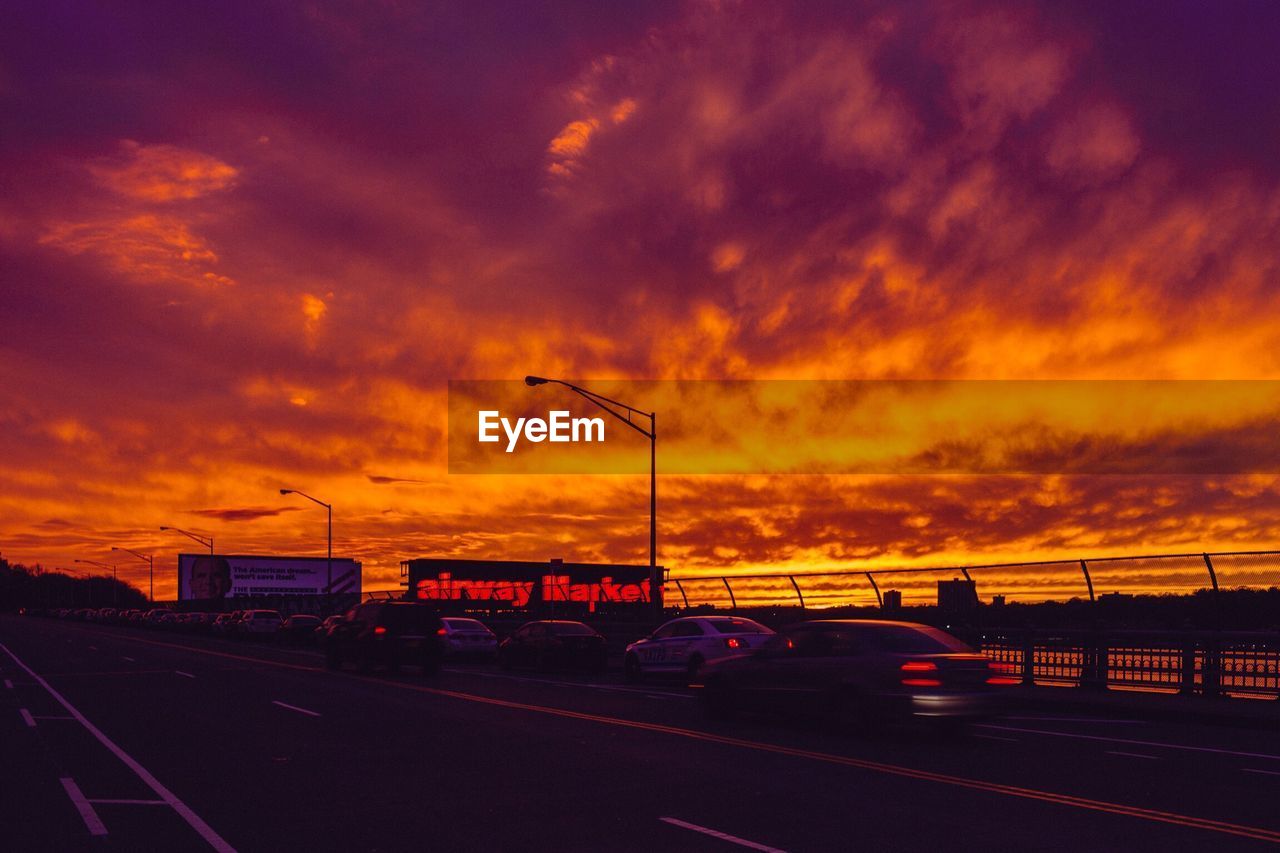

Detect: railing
[978, 629, 1280, 699]
[666, 549, 1280, 610]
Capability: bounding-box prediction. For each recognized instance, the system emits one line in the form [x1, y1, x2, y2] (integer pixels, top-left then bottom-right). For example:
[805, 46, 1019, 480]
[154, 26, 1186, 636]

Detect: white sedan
[624, 616, 774, 681]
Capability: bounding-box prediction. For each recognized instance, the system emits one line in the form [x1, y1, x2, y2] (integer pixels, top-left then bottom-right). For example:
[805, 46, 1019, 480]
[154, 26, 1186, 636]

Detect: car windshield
[864, 625, 972, 654]
[709, 618, 771, 635]
[444, 618, 487, 631]
[549, 622, 596, 636]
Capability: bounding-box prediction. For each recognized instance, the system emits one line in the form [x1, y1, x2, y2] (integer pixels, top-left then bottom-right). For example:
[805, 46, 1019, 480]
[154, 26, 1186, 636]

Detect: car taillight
[373, 626, 387, 635]
[901, 660, 941, 687]
[724, 637, 747, 649]
[437, 627, 448, 636]
[900, 661, 937, 672]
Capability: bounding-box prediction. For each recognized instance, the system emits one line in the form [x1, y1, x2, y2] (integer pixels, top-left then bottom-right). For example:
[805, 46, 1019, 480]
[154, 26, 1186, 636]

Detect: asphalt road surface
[4, 614, 1280, 852]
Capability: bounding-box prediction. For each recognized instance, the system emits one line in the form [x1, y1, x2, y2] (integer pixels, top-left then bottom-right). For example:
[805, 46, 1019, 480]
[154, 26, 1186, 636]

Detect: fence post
[1021, 631, 1036, 686]
[788, 576, 806, 610]
[1202, 635, 1222, 699]
[721, 577, 737, 612]
[1079, 632, 1109, 690]
[1202, 553, 1220, 592]
[1179, 641, 1197, 696]
[1079, 560, 1096, 602]
[864, 572, 883, 608]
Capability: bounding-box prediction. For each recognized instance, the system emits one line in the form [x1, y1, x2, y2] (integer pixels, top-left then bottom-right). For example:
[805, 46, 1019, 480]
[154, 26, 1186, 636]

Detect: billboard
[405, 558, 658, 609]
[178, 554, 362, 600]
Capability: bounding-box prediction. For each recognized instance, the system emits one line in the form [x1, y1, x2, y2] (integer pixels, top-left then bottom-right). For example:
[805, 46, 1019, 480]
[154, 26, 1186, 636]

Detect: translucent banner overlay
[447, 380, 1280, 475]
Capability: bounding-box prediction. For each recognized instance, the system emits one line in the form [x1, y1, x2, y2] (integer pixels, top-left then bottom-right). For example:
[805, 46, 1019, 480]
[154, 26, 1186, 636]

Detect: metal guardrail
[979, 629, 1280, 699]
[667, 549, 1280, 610]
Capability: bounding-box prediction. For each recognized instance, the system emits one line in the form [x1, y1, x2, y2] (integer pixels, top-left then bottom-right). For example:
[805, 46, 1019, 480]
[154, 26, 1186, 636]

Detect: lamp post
[280, 488, 332, 596]
[75, 558, 118, 607]
[112, 546, 154, 602]
[524, 375, 661, 616]
[160, 526, 214, 554]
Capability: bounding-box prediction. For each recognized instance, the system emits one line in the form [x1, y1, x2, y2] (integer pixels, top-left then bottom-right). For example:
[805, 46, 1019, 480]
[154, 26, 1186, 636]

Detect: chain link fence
[667, 550, 1280, 610]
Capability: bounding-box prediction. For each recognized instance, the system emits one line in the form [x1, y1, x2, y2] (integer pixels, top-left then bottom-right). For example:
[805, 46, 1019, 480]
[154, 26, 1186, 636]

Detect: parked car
[315, 614, 343, 643]
[322, 601, 444, 674]
[281, 614, 322, 644]
[624, 616, 774, 682]
[143, 608, 172, 626]
[439, 617, 499, 660]
[695, 620, 1014, 728]
[236, 610, 283, 638]
[498, 620, 607, 674]
[214, 610, 245, 635]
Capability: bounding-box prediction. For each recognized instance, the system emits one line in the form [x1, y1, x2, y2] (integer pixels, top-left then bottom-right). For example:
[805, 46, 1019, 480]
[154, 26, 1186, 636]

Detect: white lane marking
[1, 643, 236, 853]
[4, 678, 13, 689]
[121, 656, 136, 663]
[88, 646, 97, 651]
[972, 733, 1018, 742]
[88, 798, 169, 805]
[1242, 768, 1280, 777]
[1106, 751, 1160, 761]
[1000, 716, 1145, 725]
[646, 694, 676, 700]
[33, 715, 76, 720]
[979, 724, 1280, 762]
[175, 671, 196, 679]
[660, 817, 788, 853]
[19, 707, 35, 727]
[272, 700, 321, 717]
[60, 777, 108, 836]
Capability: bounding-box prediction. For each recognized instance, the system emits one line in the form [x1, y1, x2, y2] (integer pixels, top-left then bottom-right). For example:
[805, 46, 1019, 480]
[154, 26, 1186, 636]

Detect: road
[3, 614, 1280, 852]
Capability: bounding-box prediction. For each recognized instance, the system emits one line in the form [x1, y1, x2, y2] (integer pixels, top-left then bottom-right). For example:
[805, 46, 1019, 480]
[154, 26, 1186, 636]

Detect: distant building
[882, 589, 902, 612]
[938, 579, 978, 613]
[992, 594, 1006, 607]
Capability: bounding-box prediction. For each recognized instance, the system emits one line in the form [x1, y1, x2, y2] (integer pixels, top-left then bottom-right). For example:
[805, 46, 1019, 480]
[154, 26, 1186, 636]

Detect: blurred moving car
[236, 610, 283, 638]
[624, 616, 774, 682]
[695, 620, 1015, 727]
[498, 620, 607, 674]
[439, 617, 499, 660]
[322, 601, 444, 674]
[281, 614, 322, 644]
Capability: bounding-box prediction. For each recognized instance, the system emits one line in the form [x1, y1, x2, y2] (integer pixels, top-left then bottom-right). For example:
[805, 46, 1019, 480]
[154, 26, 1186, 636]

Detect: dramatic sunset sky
[3, 1, 1280, 601]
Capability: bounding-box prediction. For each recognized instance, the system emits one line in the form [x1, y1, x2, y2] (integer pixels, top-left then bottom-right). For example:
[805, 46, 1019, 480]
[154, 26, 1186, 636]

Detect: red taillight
[373, 626, 387, 635]
[725, 637, 746, 649]
[901, 660, 940, 688]
[437, 627, 448, 636]
[986, 677, 1019, 686]
[900, 661, 938, 673]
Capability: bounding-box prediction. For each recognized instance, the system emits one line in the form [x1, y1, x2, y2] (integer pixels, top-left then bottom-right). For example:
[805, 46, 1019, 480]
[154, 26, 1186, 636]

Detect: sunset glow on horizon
[4, 2, 1280, 600]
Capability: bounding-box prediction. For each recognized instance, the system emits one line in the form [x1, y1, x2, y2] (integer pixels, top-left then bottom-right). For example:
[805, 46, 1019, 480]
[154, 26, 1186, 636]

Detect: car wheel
[623, 654, 642, 683]
[685, 654, 705, 684]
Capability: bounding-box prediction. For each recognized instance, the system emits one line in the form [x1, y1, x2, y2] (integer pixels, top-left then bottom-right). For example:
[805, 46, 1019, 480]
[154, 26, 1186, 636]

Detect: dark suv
[322, 601, 445, 675]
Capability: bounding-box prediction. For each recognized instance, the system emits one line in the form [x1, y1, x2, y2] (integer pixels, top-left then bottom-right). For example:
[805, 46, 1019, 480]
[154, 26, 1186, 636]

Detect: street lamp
[75, 558, 118, 607]
[280, 488, 332, 596]
[524, 375, 661, 616]
[112, 546, 154, 602]
[160, 526, 214, 554]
